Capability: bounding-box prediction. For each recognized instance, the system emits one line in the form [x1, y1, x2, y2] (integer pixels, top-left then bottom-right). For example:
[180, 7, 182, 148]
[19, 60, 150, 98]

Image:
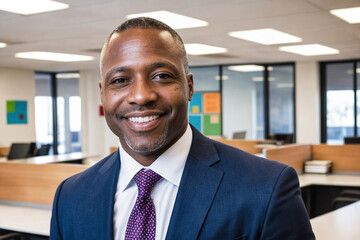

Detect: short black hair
[100, 17, 188, 74]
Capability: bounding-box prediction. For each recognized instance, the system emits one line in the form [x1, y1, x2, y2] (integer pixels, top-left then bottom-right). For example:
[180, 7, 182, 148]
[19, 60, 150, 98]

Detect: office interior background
[1, 0, 360, 157]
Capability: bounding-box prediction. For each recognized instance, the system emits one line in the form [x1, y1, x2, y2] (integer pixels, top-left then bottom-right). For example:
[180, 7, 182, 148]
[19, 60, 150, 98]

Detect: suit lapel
[89, 150, 120, 240]
[166, 127, 223, 239]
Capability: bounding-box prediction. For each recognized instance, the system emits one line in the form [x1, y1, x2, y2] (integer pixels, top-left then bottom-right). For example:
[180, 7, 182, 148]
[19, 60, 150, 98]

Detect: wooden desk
[0, 203, 51, 236]
[311, 201, 360, 240]
[0, 152, 99, 164]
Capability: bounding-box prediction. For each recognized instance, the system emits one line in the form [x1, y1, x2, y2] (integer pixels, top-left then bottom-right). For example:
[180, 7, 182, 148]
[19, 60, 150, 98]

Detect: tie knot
[133, 169, 162, 197]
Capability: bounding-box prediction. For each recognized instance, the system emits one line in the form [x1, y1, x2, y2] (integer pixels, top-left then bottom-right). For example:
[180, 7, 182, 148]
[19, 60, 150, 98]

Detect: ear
[99, 80, 104, 102]
[186, 73, 194, 101]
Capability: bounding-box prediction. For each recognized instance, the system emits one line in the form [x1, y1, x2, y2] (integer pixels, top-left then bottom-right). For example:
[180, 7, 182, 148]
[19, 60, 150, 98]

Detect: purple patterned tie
[125, 169, 162, 240]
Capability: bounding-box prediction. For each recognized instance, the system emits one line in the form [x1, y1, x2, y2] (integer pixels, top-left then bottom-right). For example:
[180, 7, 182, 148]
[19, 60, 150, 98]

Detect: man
[50, 17, 314, 240]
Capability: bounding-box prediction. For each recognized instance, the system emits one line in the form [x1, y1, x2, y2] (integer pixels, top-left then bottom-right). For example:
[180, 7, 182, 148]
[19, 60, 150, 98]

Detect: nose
[126, 77, 158, 106]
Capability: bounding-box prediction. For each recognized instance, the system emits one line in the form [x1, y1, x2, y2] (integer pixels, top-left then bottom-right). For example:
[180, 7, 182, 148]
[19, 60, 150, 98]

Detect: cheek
[103, 91, 126, 113]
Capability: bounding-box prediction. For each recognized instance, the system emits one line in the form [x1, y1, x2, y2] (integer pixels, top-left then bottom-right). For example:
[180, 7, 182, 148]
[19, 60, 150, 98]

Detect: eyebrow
[104, 61, 181, 82]
[149, 62, 180, 75]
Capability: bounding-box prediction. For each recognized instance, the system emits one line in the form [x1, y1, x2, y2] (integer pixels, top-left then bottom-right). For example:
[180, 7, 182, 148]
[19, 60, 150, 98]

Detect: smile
[128, 115, 160, 123]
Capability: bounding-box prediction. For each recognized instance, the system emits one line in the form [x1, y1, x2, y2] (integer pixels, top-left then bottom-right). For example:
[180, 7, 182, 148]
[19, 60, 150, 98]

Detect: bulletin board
[189, 92, 221, 136]
[6, 100, 28, 124]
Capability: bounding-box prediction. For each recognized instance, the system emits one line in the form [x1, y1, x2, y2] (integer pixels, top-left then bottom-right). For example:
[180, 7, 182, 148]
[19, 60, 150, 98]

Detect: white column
[295, 61, 321, 144]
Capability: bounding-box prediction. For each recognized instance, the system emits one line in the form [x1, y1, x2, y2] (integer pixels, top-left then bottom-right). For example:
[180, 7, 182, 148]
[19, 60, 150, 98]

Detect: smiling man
[50, 18, 314, 240]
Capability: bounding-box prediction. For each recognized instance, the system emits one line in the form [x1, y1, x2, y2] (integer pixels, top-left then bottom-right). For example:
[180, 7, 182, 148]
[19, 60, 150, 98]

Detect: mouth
[128, 115, 160, 123]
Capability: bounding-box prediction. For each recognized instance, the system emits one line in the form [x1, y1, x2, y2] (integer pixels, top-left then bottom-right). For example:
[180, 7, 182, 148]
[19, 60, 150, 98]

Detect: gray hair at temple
[99, 17, 189, 76]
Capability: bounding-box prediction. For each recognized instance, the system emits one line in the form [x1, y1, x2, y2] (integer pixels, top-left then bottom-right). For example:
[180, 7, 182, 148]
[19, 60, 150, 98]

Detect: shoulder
[58, 151, 120, 193]
[210, 138, 294, 188]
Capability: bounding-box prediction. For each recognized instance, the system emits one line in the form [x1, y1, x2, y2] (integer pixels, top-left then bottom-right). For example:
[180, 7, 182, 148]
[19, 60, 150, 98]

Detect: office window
[268, 65, 295, 137]
[357, 61, 360, 135]
[222, 65, 264, 139]
[321, 61, 360, 144]
[57, 74, 82, 153]
[35, 73, 54, 153]
[34, 72, 81, 154]
[188, 63, 295, 140]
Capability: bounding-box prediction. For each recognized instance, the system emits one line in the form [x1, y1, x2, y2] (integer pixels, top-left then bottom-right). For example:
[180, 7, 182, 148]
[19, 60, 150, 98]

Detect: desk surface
[298, 173, 360, 188]
[0, 204, 51, 236]
[311, 201, 360, 240]
[0, 152, 99, 164]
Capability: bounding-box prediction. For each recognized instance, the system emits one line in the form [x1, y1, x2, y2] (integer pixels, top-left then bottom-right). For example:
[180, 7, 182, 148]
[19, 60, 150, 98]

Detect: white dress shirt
[113, 125, 193, 240]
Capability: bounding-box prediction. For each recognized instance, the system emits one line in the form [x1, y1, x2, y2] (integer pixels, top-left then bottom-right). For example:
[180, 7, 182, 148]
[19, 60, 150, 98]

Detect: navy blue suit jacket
[50, 127, 314, 239]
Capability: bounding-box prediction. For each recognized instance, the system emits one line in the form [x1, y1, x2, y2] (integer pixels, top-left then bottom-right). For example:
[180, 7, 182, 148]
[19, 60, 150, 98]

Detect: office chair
[7, 143, 32, 160]
[344, 136, 360, 144]
[331, 190, 360, 210]
[0, 230, 21, 240]
[232, 131, 246, 139]
[35, 144, 51, 156]
[273, 133, 294, 144]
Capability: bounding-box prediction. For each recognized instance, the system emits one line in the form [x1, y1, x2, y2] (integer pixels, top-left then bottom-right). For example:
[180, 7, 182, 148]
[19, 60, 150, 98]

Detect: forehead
[104, 28, 180, 61]
[101, 28, 184, 77]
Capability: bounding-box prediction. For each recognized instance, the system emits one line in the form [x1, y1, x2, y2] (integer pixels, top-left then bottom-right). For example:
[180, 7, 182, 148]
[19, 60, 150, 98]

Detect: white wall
[0, 67, 35, 147]
[295, 61, 321, 144]
[80, 69, 118, 157]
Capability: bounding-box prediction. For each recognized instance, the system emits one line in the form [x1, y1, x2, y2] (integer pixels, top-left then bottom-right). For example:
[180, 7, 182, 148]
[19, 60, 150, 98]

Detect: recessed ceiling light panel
[330, 7, 360, 24]
[185, 43, 227, 55]
[15, 52, 94, 62]
[228, 65, 265, 72]
[0, 0, 69, 15]
[0, 42, 7, 48]
[228, 28, 302, 45]
[127, 10, 208, 29]
[279, 44, 339, 56]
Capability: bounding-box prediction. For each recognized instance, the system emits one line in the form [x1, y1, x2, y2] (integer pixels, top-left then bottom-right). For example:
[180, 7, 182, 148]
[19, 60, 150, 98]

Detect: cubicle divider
[0, 162, 87, 204]
[212, 139, 263, 154]
[312, 144, 360, 172]
[0, 147, 9, 157]
[264, 144, 312, 171]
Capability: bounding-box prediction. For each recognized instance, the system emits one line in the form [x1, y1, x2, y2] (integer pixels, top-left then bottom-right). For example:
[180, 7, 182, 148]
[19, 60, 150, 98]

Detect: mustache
[115, 104, 166, 119]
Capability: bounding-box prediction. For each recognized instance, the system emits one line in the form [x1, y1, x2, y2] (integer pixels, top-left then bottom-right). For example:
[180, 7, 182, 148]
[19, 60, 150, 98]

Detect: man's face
[99, 28, 193, 165]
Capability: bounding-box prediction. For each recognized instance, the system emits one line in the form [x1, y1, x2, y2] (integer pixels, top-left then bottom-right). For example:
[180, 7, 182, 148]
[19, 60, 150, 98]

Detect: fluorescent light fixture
[0, 42, 7, 48]
[15, 52, 94, 62]
[277, 83, 293, 88]
[228, 28, 302, 45]
[56, 73, 80, 79]
[0, 0, 69, 15]
[185, 43, 227, 55]
[252, 77, 275, 82]
[127, 10, 208, 29]
[228, 65, 265, 72]
[330, 7, 360, 24]
[346, 68, 360, 74]
[215, 75, 229, 80]
[279, 44, 339, 56]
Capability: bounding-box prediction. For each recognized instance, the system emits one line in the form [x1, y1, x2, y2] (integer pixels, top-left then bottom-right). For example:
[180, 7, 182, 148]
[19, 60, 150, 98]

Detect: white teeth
[128, 115, 159, 123]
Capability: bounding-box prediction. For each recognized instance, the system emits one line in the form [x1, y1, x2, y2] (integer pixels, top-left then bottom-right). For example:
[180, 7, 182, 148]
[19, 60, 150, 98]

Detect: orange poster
[203, 93, 221, 113]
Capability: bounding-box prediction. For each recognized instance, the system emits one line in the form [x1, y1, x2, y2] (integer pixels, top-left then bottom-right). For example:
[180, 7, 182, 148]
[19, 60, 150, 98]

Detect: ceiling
[0, 0, 359, 72]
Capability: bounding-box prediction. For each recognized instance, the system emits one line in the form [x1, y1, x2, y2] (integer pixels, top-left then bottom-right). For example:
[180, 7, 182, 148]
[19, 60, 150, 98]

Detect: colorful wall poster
[189, 115, 202, 132]
[189, 93, 202, 113]
[7, 100, 28, 124]
[203, 114, 221, 136]
[203, 93, 221, 113]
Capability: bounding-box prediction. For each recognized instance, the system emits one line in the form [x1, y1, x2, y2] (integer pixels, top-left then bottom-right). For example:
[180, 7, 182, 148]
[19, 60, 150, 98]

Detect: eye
[110, 77, 128, 85]
[153, 73, 173, 80]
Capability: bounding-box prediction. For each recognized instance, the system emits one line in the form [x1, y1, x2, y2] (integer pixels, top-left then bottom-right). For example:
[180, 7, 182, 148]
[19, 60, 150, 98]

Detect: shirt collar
[117, 124, 193, 192]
